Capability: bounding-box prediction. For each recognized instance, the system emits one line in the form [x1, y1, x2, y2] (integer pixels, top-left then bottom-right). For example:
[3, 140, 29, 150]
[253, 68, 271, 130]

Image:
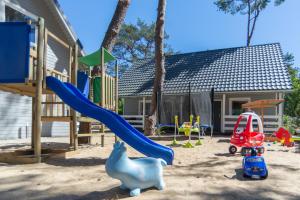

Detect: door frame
[213, 99, 223, 133]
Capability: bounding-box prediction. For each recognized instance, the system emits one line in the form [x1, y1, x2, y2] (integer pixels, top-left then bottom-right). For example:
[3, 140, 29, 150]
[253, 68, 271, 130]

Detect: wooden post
[101, 134, 104, 147]
[142, 97, 146, 130]
[70, 43, 78, 150]
[100, 48, 105, 134]
[68, 45, 73, 139]
[278, 93, 283, 127]
[68, 46, 73, 83]
[115, 60, 119, 113]
[42, 28, 48, 88]
[114, 61, 119, 140]
[222, 94, 226, 133]
[34, 17, 45, 163]
[31, 97, 35, 149]
[101, 47, 105, 107]
[261, 108, 264, 128]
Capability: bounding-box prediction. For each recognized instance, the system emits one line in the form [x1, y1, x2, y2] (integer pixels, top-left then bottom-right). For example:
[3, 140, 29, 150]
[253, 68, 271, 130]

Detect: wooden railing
[103, 73, 116, 111]
[40, 29, 73, 118]
[122, 115, 144, 129]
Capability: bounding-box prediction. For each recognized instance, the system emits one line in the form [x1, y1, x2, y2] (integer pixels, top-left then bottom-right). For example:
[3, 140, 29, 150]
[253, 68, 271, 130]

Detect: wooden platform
[0, 148, 78, 164]
[77, 117, 99, 123]
[0, 83, 54, 97]
[41, 116, 72, 122]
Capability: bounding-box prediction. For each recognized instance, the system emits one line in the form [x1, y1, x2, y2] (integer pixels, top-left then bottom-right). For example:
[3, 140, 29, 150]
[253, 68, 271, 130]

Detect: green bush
[283, 115, 300, 135]
[118, 98, 124, 115]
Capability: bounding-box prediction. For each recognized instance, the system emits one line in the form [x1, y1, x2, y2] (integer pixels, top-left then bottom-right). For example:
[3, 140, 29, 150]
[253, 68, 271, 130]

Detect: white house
[0, 0, 84, 139]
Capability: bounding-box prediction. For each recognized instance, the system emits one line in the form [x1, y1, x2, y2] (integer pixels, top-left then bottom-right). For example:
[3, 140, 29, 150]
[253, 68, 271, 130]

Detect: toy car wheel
[243, 173, 250, 178]
[241, 147, 247, 156]
[261, 170, 268, 180]
[229, 145, 237, 154]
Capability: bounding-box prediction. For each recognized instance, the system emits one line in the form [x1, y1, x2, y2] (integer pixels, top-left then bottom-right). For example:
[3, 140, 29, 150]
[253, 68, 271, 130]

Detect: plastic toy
[46, 76, 174, 165]
[183, 115, 194, 148]
[171, 115, 180, 146]
[194, 116, 202, 145]
[242, 147, 268, 179]
[178, 122, 199, 136]
[274, 127, 300, 147]
[105, 141, 167, 197]
[178, 115, 199, 136]
[229, 112, 265, 154]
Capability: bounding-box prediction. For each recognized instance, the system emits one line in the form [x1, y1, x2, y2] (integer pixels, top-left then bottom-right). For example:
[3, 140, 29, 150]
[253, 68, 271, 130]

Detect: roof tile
[119, 43, 292, 96]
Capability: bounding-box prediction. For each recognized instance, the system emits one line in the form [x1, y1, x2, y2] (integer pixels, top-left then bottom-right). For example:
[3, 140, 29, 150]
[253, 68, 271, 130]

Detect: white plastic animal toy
[105, 141, 167, 196]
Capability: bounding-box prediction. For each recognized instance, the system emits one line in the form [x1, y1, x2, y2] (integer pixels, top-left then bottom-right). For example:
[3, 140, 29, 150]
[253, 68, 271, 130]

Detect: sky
[58, 0, 300, 67]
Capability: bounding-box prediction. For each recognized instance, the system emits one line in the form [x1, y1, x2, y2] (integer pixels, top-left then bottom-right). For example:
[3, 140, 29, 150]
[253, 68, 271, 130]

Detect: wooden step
[41, 116, 72, 122]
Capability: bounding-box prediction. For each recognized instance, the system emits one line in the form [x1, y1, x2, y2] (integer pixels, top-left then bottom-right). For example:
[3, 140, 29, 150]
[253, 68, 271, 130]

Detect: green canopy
[79, 47, 115, 66]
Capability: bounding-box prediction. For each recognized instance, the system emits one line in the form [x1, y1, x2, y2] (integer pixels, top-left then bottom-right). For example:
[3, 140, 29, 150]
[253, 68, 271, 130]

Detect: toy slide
[46, 76, 174, 164]
[64, 82, 172, 154]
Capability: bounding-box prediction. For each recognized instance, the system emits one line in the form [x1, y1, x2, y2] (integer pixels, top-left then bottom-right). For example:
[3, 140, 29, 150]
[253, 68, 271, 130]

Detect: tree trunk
[144, 0, 166, 136]
[92, 0, 131, 75]
[246, 0, 251, 46]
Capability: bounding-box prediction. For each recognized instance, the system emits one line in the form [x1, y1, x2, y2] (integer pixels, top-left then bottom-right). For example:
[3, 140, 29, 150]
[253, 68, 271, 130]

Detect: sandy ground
[0, 135, 300, 200]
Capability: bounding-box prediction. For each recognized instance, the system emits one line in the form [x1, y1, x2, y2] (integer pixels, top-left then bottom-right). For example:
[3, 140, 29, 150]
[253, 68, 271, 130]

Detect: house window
[229, 98, 250, 115]
[5, 5, 37, 45]
[139, 100, 151, 116]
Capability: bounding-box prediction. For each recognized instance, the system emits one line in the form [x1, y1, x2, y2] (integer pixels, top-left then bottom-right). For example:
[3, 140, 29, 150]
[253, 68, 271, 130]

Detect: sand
[0, 135, 300, 200]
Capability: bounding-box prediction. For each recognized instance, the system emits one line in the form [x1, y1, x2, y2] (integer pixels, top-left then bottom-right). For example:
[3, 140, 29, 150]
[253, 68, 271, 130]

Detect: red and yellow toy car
[229, 112, 265, 154]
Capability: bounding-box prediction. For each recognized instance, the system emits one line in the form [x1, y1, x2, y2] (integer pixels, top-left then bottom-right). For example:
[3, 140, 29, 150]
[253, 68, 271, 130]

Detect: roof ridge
[164, 42, 281, 58]
[133, 42, 281, 64]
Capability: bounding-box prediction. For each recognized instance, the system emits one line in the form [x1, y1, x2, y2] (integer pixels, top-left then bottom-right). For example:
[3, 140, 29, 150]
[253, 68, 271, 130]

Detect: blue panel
[46, 76, 174, 165]
[0, 22, 30, 83]
[77, 71, 89, 98]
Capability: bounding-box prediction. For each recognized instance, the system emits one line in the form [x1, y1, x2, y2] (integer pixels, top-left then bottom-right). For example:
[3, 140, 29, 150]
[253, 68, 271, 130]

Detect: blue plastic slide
[46, 76, 174, 164]
[63, 82, 172, 154]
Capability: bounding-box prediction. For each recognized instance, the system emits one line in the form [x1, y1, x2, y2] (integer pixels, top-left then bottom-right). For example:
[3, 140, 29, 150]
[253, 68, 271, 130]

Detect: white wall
[0, 92, 32, 139]
[0, 0, 72, 139]
[0, 0, 5, 21]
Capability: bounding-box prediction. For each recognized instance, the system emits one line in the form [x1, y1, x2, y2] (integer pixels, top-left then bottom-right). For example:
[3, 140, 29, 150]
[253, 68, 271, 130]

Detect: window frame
[229, 97, 251, 115]
[138, 99, 151, 116]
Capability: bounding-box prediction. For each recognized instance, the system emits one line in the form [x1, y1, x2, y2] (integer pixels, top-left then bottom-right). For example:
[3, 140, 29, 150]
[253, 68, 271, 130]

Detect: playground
[1, 135, 300, 200]
[1, 1, 300, 200]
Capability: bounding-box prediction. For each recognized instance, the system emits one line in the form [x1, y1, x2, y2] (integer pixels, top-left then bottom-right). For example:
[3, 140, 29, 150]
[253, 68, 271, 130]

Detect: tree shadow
[217, 139, 230, 143]
[37, 186, 161, 200]
[190, 186, 300, 200]
[268, 163, 300, 172]
[0, 143, 28, 150]
[58, 186, 130, 200]
[45, 156, 144, 167]
[214, 153, 236, 157]
[223, 168, 264, 182]
[45, 157, 107, 167]
[166, 144, 182, 148]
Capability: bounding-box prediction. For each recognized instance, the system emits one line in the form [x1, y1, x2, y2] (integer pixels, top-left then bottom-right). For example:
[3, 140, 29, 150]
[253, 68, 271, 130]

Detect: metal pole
[157, 90, 161, 125]
[188, 82, 191, 117]
[210, 87, 214, 137]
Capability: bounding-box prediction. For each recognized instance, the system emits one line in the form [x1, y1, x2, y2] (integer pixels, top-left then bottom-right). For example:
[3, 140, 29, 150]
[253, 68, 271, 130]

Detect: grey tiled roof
[119, 43, 292, 97]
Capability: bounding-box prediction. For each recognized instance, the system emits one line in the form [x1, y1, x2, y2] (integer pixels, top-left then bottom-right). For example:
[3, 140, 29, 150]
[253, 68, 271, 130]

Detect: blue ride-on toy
[242, 147, 268, 179]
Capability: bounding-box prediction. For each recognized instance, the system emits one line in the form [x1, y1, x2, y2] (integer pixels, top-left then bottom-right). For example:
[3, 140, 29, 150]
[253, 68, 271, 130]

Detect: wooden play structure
[0, 18, 118, 163]
[78, 48, 119, 143]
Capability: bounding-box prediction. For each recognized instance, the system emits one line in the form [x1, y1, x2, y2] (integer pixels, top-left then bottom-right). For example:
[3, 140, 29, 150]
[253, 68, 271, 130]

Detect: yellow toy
[183, 115, 194, 148]
[195, 116, 202, 146]
[171, 115, 180, 146]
